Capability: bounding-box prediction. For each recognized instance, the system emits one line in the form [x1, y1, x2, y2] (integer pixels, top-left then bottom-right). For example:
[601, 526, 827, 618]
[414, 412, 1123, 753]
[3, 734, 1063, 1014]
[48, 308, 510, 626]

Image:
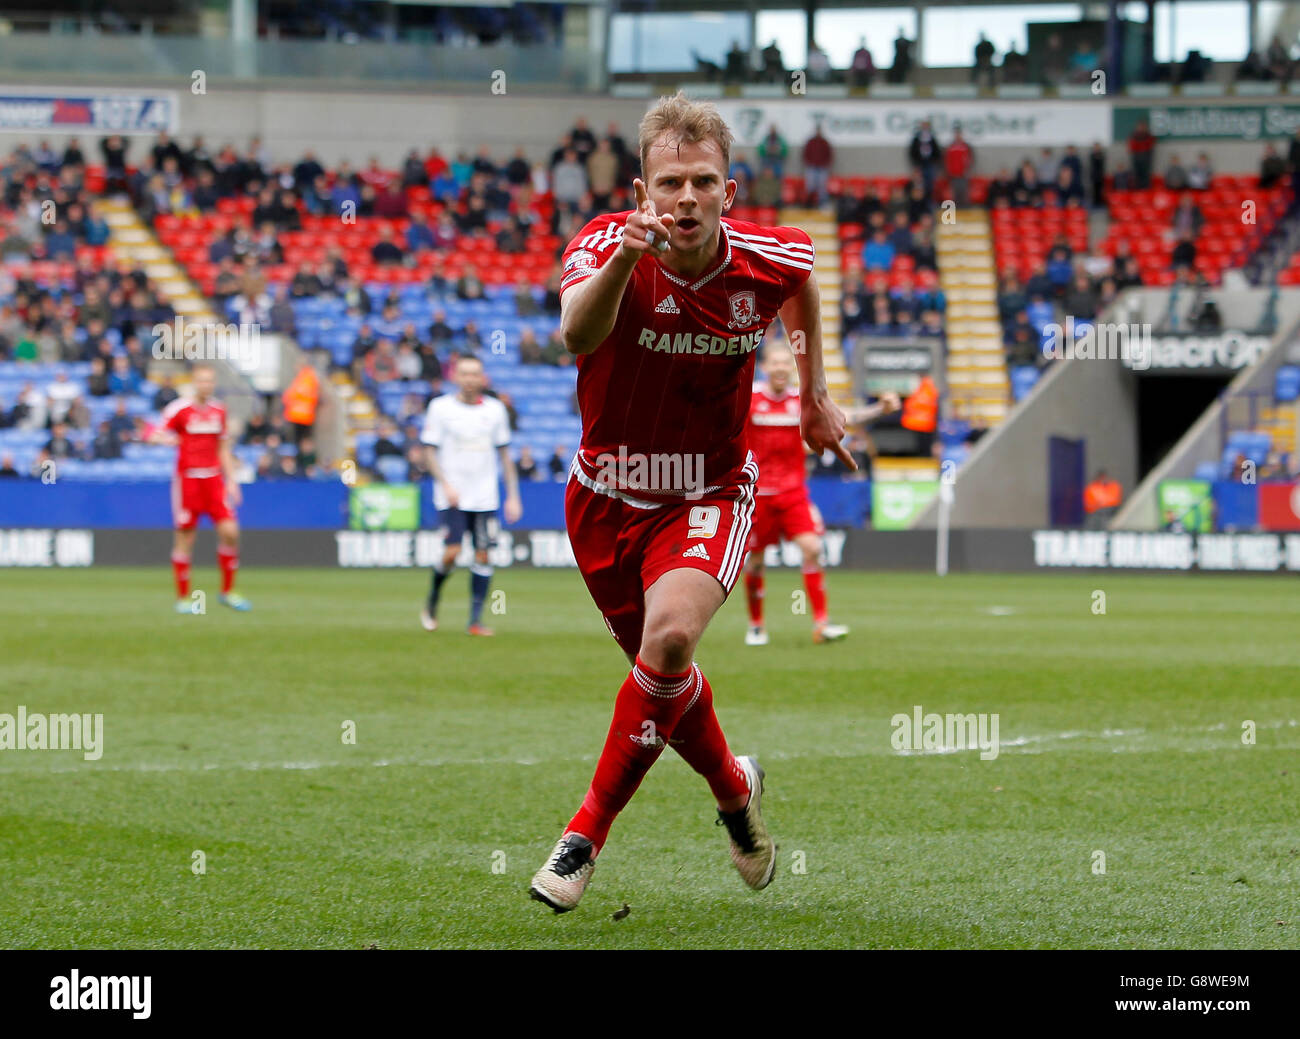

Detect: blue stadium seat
[1010, 366, 1040, 402]
[1227, 430, 1272, 466]
[942, 443, 970, 469]
[376, 455, 408, 483]
[1193, 461, 1219, 481]
[1276, 365, 1300, 403]
[939, 418, 971, 447]
[354, 434, 378, 468]
[1026, 301, 1055, 332]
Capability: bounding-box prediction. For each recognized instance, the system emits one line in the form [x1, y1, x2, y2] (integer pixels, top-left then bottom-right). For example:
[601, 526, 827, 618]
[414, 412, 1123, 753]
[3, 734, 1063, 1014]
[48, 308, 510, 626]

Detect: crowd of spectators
[681, 30, 1295, 93]
[0, 139, 112, 258]
[117, 120, 635, 403]
[984, 143, 1102, 210]
[365, 407, 573, 486]
[835, 174, 946, 339]
[264, 1, 560, 47]
[1120, 122, 1300, 194]
[970, 31, 1101, 88]
[236, 395, 324, 481]
[0, 375, 167, 477]
[1233, 36, 1297, 85]
[129, 119, 639, 241]
[695, 36, 915, 88]
[104, 120, 639, 484]
[0, 138, 188, 477]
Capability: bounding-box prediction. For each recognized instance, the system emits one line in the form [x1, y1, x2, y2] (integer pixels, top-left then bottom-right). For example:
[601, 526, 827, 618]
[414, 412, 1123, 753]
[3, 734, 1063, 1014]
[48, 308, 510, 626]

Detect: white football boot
[716, 756, 777, 890]
[813, 622, 849, 644]
[744, 625, 769, 646]
[529, 833, 596, 913]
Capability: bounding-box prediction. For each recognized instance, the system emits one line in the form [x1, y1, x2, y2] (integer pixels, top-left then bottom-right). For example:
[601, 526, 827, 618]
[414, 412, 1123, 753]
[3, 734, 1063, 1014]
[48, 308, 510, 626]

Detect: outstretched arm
[560, 178, 674, 356]
[844, 392, 901, 425]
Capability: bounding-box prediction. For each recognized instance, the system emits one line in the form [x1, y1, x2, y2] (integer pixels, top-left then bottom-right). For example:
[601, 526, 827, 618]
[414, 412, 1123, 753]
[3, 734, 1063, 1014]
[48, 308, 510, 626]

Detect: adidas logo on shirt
[655, 294, 680, 315]
[682, 543, 710, 561]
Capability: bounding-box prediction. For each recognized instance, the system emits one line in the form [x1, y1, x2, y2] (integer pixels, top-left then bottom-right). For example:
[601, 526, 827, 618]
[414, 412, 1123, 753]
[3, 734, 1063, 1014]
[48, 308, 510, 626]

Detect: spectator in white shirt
[46, 371, 80, 424]
[1186, 152, 1214, 191]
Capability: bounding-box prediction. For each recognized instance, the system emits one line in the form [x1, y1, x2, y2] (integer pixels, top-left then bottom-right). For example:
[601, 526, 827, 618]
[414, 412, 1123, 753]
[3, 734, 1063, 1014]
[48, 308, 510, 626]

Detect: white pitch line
[0, 753, 593, 777]
[0, 721, 1294, 774]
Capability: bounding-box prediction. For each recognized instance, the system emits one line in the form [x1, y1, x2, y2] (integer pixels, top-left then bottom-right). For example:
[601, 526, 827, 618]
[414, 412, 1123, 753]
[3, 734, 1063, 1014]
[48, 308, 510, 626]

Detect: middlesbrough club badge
[727, 290, 758, 329]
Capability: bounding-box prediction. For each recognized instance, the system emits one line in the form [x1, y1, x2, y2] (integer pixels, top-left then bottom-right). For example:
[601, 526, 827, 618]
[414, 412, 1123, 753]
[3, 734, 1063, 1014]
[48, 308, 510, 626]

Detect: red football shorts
[747, 486, 822, 550]
[172, 474, 235, 530]
[565, 459, 758, 655]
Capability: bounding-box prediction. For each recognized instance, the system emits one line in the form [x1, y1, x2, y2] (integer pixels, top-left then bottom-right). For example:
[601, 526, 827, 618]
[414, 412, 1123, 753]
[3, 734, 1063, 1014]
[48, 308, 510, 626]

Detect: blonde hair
[638, 91, 734, 175]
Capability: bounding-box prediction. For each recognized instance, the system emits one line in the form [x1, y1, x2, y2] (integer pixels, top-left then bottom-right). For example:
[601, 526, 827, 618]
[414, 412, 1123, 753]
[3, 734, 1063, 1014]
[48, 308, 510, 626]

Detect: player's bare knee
[642, 623, 696, 672]
[798, 536, 823, 568]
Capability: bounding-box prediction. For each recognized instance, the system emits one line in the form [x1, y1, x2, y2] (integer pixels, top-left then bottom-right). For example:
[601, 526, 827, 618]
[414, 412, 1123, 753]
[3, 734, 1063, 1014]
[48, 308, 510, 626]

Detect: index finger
[829, 439, 858, 471]
[633, 178, 651, 211]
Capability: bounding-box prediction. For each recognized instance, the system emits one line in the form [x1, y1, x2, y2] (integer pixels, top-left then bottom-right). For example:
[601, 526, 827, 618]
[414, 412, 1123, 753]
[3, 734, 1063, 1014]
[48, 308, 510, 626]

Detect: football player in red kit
[149, 364, 250, 613]
[743, 340, 898, 644]
[528, 93, 852, 913]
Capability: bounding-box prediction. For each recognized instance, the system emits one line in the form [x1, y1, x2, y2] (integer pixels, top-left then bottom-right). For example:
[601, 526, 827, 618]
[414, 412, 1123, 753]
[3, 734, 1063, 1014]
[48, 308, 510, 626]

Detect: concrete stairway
[97, 198, 218, 329]
[332, 368, 378, 458]
[779, 206, 854, 410]
[114, 196, 377, 468]
[1260, 402, 1298, 459]
[936, 209, 1010, 428]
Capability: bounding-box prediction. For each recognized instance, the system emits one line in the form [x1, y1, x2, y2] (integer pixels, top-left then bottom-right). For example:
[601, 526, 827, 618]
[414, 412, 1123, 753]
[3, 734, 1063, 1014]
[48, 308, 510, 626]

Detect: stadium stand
[3, 86, 1297, 508]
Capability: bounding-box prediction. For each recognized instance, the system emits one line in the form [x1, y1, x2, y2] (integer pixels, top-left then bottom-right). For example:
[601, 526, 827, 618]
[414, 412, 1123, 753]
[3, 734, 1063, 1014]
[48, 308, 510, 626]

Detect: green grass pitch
[1, 566, 1296, 949]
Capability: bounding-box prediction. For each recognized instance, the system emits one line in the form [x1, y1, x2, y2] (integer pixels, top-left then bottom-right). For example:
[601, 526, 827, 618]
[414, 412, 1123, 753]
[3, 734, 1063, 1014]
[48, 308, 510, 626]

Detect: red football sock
[171, 552, 191, 598]
[217, 546, 238, 595]
[567, 657, 700, 852]
[803, 566, 828, 624]
[744, 572, 764, 626]
[670, 665, 750, 805]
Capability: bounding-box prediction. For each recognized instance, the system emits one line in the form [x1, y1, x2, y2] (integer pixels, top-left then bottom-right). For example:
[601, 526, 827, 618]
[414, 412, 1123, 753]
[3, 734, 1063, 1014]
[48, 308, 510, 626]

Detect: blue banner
[1211, 479, 1258, 532]
[0, 481, 348, 530]
[0, 476, 873, 531]
[0, 90, 178, 134]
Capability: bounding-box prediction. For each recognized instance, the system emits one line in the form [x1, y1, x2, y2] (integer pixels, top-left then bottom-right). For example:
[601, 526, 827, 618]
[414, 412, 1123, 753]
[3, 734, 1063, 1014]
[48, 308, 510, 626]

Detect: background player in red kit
[529, 93, 853, 913]
[148, 364, 250, 613]
[743, 340, 899, 645]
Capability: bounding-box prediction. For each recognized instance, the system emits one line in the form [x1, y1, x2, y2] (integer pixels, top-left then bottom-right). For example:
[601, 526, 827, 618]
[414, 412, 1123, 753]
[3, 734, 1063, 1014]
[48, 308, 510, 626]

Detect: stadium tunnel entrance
[1135, 374, 1231, 480]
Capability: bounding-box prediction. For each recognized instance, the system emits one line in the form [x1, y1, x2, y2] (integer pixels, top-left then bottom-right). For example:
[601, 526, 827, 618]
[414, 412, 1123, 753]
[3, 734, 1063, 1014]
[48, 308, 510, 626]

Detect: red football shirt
[162, 397, 227, 478]
[559, 213, 814, 496]
[748, 385, 806, 496]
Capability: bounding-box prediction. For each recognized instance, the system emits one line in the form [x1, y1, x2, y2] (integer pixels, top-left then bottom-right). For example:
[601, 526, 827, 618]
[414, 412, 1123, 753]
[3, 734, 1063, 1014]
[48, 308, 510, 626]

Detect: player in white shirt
[419, 355, 523, 635]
